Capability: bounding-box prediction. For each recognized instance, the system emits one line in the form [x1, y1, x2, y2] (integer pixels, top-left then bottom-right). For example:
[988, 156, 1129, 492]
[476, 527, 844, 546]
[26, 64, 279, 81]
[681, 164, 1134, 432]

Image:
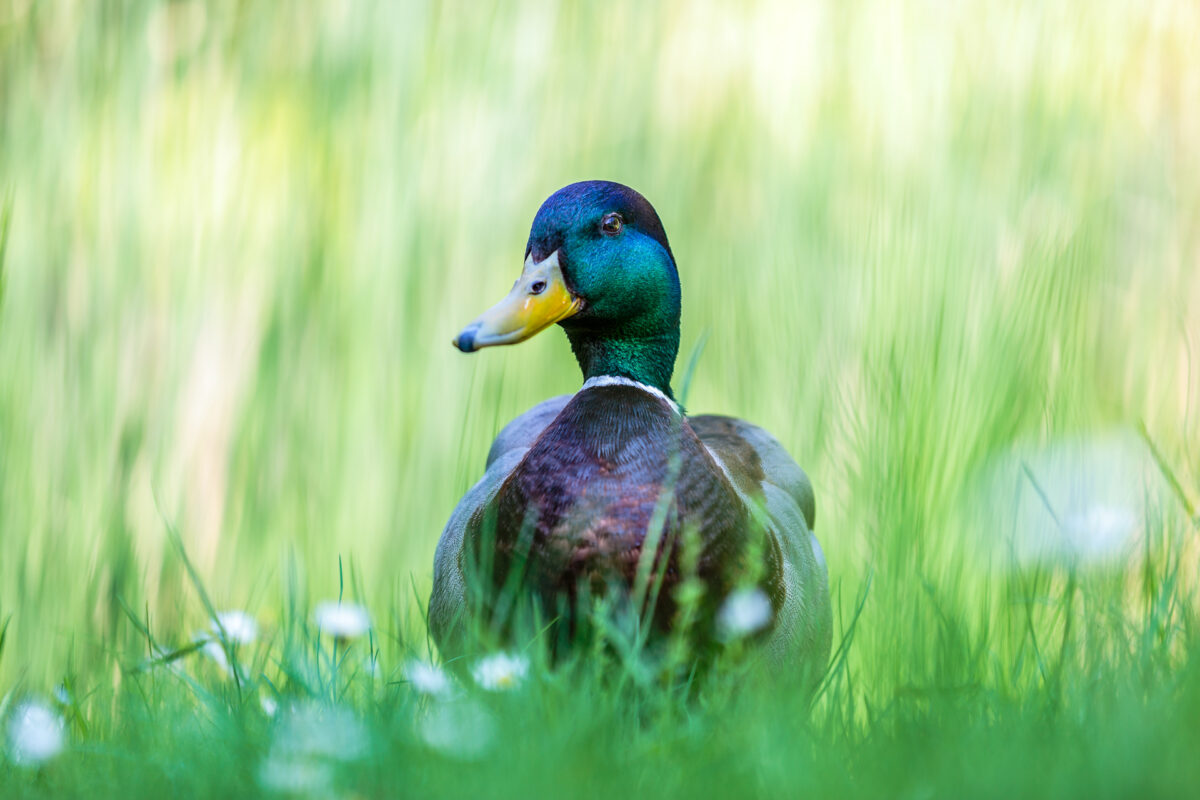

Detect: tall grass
[1, 0, 1199, 796]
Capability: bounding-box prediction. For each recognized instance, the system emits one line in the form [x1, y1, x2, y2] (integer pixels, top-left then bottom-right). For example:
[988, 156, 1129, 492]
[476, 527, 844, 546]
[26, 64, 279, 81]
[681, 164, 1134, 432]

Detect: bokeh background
[1, 0, 1198, 702]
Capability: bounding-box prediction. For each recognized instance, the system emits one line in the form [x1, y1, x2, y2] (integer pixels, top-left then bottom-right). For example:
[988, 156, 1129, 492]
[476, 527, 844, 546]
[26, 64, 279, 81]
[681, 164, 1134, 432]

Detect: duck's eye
[600, 213, 623, 235]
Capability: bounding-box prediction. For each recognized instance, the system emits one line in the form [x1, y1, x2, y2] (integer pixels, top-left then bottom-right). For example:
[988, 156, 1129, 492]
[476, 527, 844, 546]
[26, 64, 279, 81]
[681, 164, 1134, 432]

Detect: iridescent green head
[453, 181, 681, 397]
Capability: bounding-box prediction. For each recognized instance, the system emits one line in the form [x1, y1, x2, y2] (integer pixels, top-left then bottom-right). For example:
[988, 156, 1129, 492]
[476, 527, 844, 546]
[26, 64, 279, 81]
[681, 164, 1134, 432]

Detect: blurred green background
[1, 0, 1198, 718]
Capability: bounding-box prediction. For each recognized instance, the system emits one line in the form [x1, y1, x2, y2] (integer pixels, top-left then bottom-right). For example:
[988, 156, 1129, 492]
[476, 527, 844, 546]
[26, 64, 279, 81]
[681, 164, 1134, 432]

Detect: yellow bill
[453, 250, 582, 352]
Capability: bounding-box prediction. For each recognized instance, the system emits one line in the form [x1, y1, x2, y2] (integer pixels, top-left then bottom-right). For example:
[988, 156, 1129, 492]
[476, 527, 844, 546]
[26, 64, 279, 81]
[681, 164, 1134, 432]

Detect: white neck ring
[580, 375, 680, 414]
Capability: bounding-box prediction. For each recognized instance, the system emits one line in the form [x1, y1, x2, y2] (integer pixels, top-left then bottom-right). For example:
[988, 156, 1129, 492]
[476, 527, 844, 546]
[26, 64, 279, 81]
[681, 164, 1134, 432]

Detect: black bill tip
[453, 326, 478, 353]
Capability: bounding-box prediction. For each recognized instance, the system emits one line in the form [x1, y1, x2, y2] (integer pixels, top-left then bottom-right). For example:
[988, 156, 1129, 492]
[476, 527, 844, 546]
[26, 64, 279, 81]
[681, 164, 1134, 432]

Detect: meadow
[2, 0, 1199, 796]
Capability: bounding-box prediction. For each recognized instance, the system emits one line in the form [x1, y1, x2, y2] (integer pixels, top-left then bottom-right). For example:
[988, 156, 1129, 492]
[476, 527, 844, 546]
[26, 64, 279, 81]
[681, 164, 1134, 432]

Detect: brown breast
[468, 385, 781, 637]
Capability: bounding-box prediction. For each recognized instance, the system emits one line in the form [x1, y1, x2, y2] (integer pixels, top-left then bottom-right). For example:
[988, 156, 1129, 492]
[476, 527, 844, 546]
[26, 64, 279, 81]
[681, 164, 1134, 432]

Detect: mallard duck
[431, 181, 830, 675]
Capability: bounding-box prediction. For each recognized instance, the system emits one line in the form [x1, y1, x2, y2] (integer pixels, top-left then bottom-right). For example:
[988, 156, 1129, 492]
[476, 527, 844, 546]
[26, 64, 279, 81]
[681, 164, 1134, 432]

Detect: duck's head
[453, 181, 681, 397]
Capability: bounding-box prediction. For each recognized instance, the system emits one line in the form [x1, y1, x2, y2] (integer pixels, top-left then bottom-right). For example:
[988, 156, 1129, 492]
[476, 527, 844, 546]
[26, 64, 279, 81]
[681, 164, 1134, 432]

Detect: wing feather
[688, 415, 815, 528]
[432, 396, 571, 653]
[689, 414, 830, 675]
[485, 395, 572, 468]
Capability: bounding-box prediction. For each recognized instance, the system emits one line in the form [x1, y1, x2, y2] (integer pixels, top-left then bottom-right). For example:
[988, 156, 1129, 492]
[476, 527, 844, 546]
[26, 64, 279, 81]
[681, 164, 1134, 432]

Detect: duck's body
[431, 181, 831, 677]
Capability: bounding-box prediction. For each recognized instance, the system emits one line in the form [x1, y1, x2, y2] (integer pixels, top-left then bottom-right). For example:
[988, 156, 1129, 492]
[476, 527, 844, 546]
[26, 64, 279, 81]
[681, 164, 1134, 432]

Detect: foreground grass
[3, 556, 1200, 799]
[2, 0, 1200, 796]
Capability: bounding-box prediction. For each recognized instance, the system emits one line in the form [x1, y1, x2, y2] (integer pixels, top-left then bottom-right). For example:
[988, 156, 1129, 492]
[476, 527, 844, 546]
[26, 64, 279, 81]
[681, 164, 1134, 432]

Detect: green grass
[2, 0, 1200, 796]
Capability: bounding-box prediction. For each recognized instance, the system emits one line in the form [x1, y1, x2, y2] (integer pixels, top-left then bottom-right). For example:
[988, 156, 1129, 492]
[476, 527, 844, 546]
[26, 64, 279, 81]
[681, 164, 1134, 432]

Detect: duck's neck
[565, 328, 678, 400]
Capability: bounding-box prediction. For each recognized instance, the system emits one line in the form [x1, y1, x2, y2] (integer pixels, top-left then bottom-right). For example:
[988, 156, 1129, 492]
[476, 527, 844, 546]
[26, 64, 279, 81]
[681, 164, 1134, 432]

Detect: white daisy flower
[272, 702, 369, 762]
[145, 644, 184, 676]
[972, 430, 1158, 569]
[257, 755, 333, 795]
[257, 701, 369, 794]
[7, 700, 65, 766]
[417, 698, 495, 761]
[716, 587, 773, 640]
[193, 632, 233, 676]
[313, 602, 371, 640]
[404, 659, 451, 696]
[1063, 504, 1137, 562]
[212, 610, 258, 645]
[471, 652, 529, 691]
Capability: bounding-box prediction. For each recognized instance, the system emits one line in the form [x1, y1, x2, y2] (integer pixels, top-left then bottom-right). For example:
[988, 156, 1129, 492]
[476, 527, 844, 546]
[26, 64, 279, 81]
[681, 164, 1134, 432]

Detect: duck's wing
[431, 395, 572, 655]
[485, 395, 572, 467]
[688, 415, 815, 527]
[689, 415, 831, 677]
